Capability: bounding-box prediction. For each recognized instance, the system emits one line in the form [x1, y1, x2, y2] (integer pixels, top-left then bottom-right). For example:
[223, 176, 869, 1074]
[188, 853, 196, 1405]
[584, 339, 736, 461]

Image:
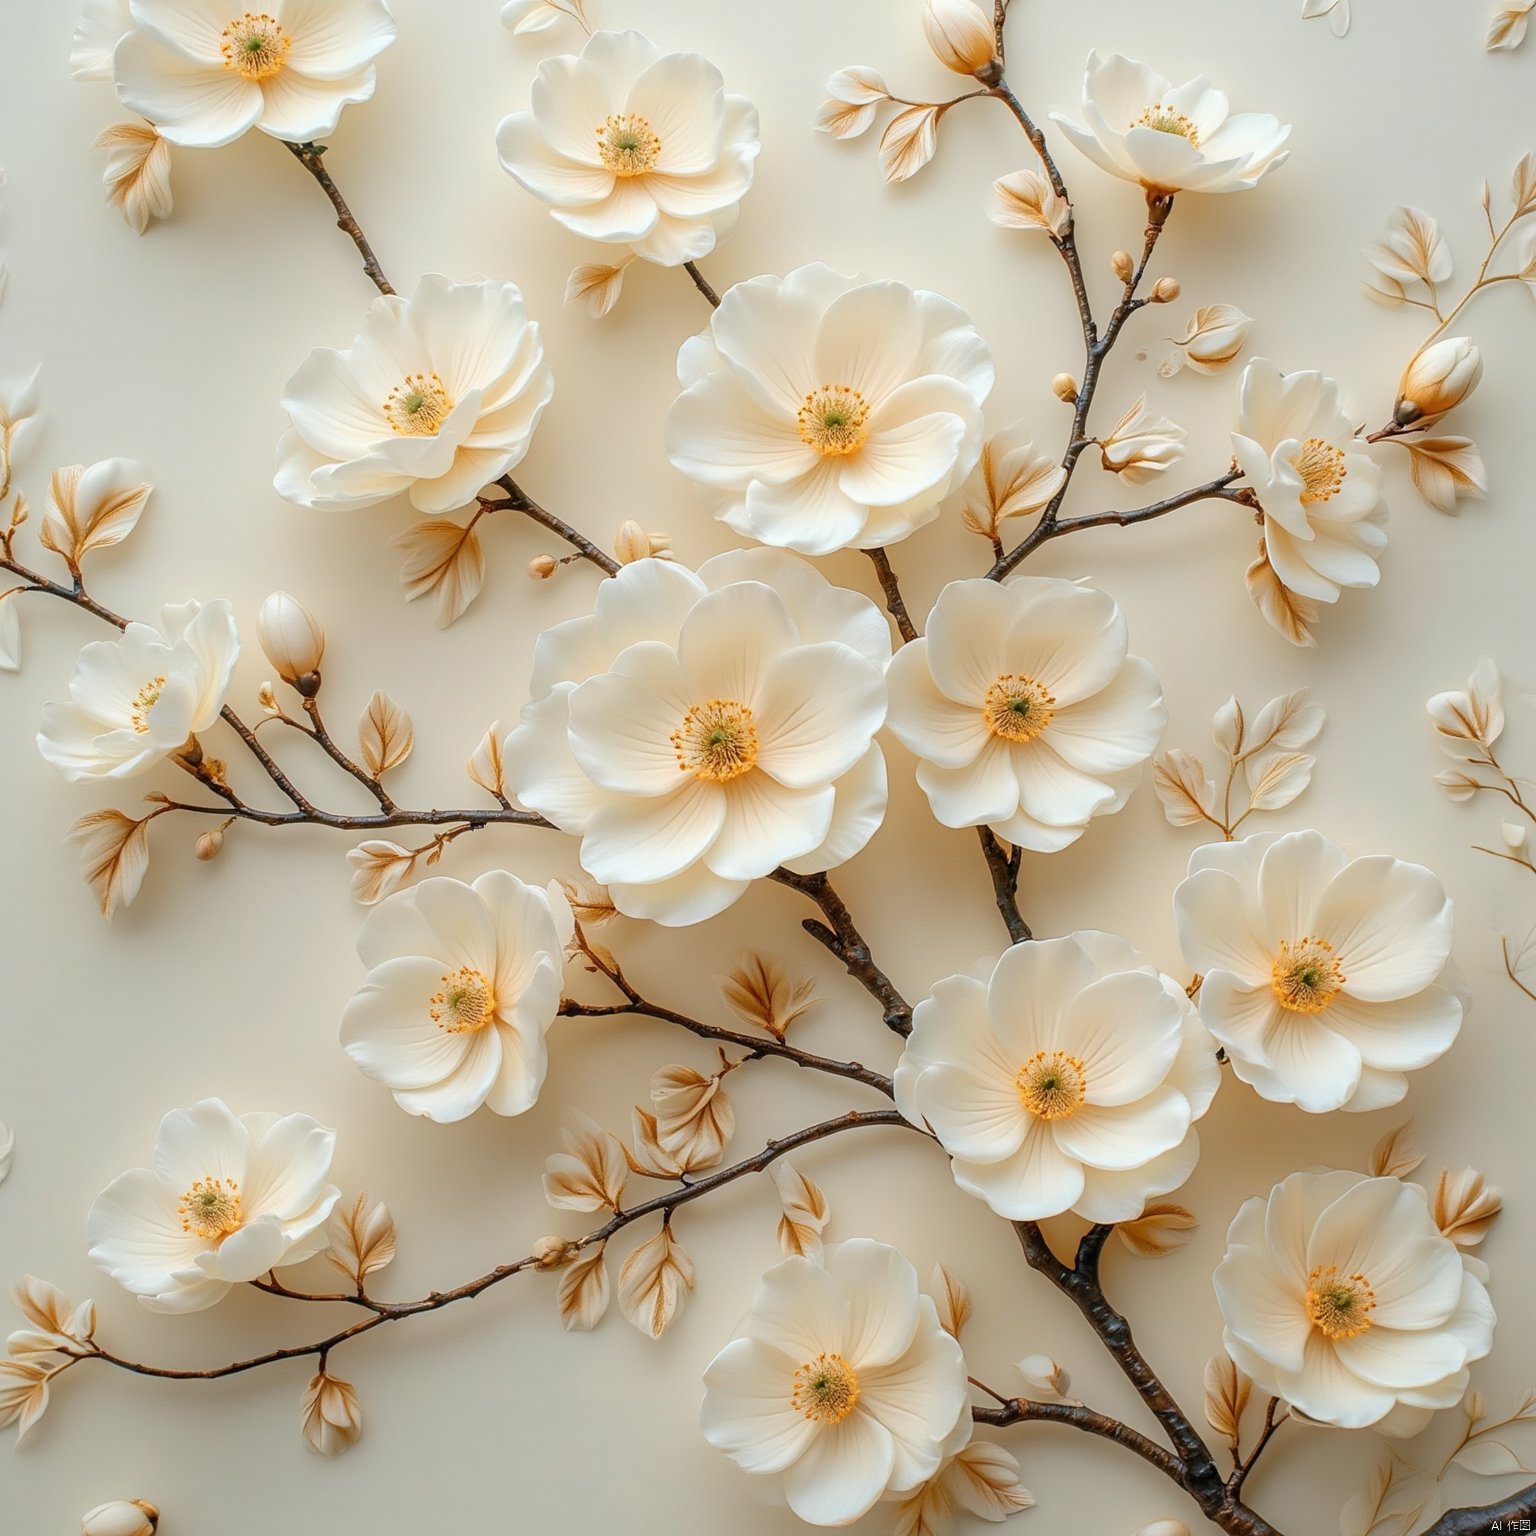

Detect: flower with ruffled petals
[505, 551, 891, 925]
[496, 30, 760, 266]
[340, 873, 572, 1122]
[895, 933, 1219, 1222]
[87, 1098, 339, 1313]
[108, 0, 397, 148]
[1233, 359, 1386, 609]
[37, 600, 238, 781]
[1051, 52, 1290, 196]
[1175, 831, 1461, 1113]
[665, 263, 994, 555]
[701, 1240, 969, 1527]
[275, 274, 553, 515]
[885, 577, 1165, 852]
[1215, 1170, 1494, 1428]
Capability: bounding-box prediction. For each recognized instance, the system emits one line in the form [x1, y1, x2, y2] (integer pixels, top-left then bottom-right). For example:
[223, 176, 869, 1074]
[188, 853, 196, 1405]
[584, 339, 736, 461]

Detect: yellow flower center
[792, 1352, 861, 1425]
[672, 699, 759, 783]
[384, 372, 455, 437]
[179, 1177, 243, 1242]
[130, 675, 168, 734]
[797, 385, 871, 458]
[1271, 937, 1344, 1014]
[221, 12, 291, 81]
[1134, 105, 1200, 144]
[1305, 1265, 1376, 1340]
[430, 967, 496, 1033]
[983, 675, 1056, 743]
[1296, 437, 1348, 505]
[597, 113, 661, 177]
[1016, 1049, 1088, 1121]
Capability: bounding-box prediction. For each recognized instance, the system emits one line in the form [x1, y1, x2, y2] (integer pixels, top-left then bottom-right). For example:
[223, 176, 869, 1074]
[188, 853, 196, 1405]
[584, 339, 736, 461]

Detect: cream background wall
[1, 2, 1533, 1532]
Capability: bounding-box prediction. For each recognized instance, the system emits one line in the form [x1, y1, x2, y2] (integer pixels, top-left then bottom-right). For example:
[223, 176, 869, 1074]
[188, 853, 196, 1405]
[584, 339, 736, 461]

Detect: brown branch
[1422, 1487, 1536, 1536]
[493, 474, 621, 575]
[976, 827, 1030, 943]
[301, 697, 397, 814]
[864, 547, 919, 644]
[683, 260, 722, 308]
[974, 1397, 1184, 1483]
[286, 142, 395, 296]
[1228, 1397, 1286, 1497]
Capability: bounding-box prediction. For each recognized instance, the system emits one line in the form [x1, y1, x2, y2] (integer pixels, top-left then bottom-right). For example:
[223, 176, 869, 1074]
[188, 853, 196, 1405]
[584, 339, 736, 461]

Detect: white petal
[924, 579, 1017, 704]
[1049, 1090, 1190, 1171]
[153, 1099, 248, 1191]
[916, 738, 1020, 827]
[113, 29, 263, 147]
[701, 1336, 819, 1473]
[665, 376, 816, 489]
[705, 774, 832, 880]
[1322, 989, 1461, 1072]
[568, 642, 693, 797]
[885, 640, 988, 768]
[783, 1410, 897, 1525]
[608, 862, 748, 927]
[827, 1239, 922, 1368]
[1063, 970, 1183, 1104]
[1045, 656, 1166, 774]
[279, 0, 397, 79]
[1314, 856, 1454, 1002]
[1174, 869, 1272, 981]
[1256, 830, 1348, 945]
[341, 957, 474, 1089]
[950, 1119, 1086, 1220]
[625, 51, 726, 174]
[754, 643, 886, 788]
[392, 1025, 503, 1121]
[580, 778, 725, 884]
[677, 582, 799, 705]
[919, 1062, 1028, 1163]
[741, 459, 868, 556]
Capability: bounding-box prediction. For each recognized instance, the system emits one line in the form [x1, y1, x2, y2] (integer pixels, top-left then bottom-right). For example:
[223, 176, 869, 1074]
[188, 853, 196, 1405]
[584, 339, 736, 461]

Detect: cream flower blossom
[504, 551, 891, 926]
[37, 599, 239, 782]
[340, 873, 572, 1123]
[1097, 395, 1187, 483]
[1175, 831, 1462, 1114]
[1233, 359, 1386, 607]
[87, 1098, 339, 1314]
[496, 30, 760, 266]
[885, 577, 1165, 852]
[108, 0, 396, 148]
[665, 264, 994, 555]
[1215, 1171, 1494, 1429]
[1050, 52, 1291, 196]
[275, 274, 553, 515]
[701, 1240, 969, 1527]
[895, 933, 1219, 1222]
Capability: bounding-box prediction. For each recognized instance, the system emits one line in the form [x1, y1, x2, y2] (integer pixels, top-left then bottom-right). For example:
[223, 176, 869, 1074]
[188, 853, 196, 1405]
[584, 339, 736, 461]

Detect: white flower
[496, 30, 760, 266]
[894, 933, 1219, 1222]
[701, 1239, 969, 1526]
[109, 0, 397, 149]
[340, 874, 572, 1122]
[1396, 337, 1483, 425]
[885, 577, 1165, 852]
[1097, 395, 1187, 483]
[1215, 1170, 1494, 1429]
[665, 263, 994, 555]
[505, 551, 891, 926]
[1175, 831, 1461, 1114]
[1051, 52, 1291, 196]
[71, 0, 131, 81]
[275, 274, 553, 515]
[1233, 359, 1385, 607]
[87, 1098, 339, 1313]
[37, 600, 239, 782]
[81, 1502, 158, 1536]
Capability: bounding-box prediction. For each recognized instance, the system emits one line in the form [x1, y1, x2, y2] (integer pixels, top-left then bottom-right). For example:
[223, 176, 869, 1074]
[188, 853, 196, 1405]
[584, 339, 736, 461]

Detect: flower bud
[528, 554, 559, 580]
[1052, 373, 1080, 402]
[921, 0, 998, 77]
[1151, 276, 1181, 303]
[257, 681, 280, 716]
[195, 827, 226, 862]
[532, 1235, 582, 1270]
[1017, 1353, 1071, 1397]
[300, 1370, 363, 1457]
[1110, 249, 1135, 282]
[614, 520, 674, 564]
[82, 1503, 159, 1536]
[1133, 1523, 1191, 1536]
[1396, 336, 1483, 425]
[1502, 821, 1527, 851]
[257, 591, 324, 695]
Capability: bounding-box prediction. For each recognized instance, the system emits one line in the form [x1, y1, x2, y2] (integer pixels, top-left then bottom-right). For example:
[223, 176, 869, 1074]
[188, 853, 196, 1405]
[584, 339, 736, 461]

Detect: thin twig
[864, 546, 919, 644]
[975, 827, 1030, 943]
[683, 260, 721, 308]
[285, 143, 395, 296]
[493, 474, 621, 575]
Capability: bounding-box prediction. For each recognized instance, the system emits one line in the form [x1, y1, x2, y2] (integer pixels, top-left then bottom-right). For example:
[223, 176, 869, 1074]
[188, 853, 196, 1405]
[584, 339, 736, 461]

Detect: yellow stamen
[1271, 937, 1344, 1014]
[1296, 437, 1348, 505]
[797, 385, 871, 458]
[983, 675, 1056, 743]
[1305, 1265, 1376, 1340]
[597, 114, 661, 177]
[1134, 105, 1199, 144]
[791, 1353, 861, 1425]
[384, 372, 455, 437]
[131, 675, 168, 735]
[179, 1177, 243, 1241]
[220, 13, 291, 81]
[672, 700, 759, 783]
[430, 967, 495, 1033]
[1016, 1049, 1087, 1121]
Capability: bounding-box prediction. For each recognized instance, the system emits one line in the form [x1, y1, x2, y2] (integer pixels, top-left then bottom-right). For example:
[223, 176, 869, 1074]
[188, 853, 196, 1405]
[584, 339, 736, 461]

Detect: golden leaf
[1245, 751, 1315, 812]
[1245, 542, 1320, 648]
[0, 1360, 50, 1442]
[357, 689, 414, 776]
[617, 1224, 695, 1339]
[345, 839, 420, 905]
[39, 463, 152, 567]
[556, 1244, 610, 1331]
[967, 430, 1067, 537]
[1367, 207, 1453, 287]
[564, 260, 630, 319]
[392, 518, 486, 628]
[560, 879, 618, 926]
[543, 1115, 628, 1213]
[626, 1107, 685, 1179]
[718, 954, 817, 1040]
[946, 1442, 1035, 1518]
[930, 1262, 971, 1339]
[68, 809, 151, 918]
[879, 105, 941, 183]
[1152, 750, 1218, 829]
[325, 1193, 397, 1288]
[1367, 1122, 1425, 1180]
[1174, 303, 1253, 374]
[1402, 436, 1487, 515]
[1203, 1355, 1252, 1448]
[467, 722, 506, 800]
[770, 1160, 831, 1259]
[652, 1065, 734, 1171]
[299, 1370, 362, 1457]
[1117, 1202, 1198, 1258]
[987, 169, 1071, 237]
[95, 121, 173, 234]
[1434, 1167, 1503, 1248]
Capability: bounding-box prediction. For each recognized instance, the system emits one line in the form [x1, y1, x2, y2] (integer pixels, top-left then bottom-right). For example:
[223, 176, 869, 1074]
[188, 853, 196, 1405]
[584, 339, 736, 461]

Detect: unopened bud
[81, 1503, 159, 1536]
[258, 681, 280, 716]
[528, 554, 559, 581]
[614, 520, 674, 564]
[1502, 821, 1527, 851]
[920, 0, 999, 77]
[1151, 276, 1181, 304]
[1052, 373, 1080, 402]
[1017, 1353, 1071, 1397]
[1396, 336, 1482, 425]
[257, 591, 325, 694]
[195, 826, 227, 862]
[532, 1235, 582, 1270]
[1133, 1523, 1191, 1536]
[1110, 249, 1135, 283]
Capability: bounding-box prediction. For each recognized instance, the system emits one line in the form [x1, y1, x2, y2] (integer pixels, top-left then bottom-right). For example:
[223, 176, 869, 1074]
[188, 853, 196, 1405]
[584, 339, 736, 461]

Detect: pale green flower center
[1296, 437, 1348, 505]
[385, 372, 455, 437]
[221, 13, 291, 81]
[180, 1177, 243, 1241]
[431, 967, 495, 1033]
[792, 1352, 860, 1424]
[597, 114, 661, 177]
[1017, 1049, 1087, 1121]
[797, 385, 871, 458]
[983, 674, 1056, 743]
[1306, 1264, 1376, 1340]
[1134, 105, 1199, 145]
[672, 699, 759, 783]
[1271, 937, 1344, 1014]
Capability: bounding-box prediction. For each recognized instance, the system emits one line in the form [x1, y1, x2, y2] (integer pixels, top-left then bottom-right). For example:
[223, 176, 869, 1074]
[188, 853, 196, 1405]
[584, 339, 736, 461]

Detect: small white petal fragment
[325, 1193, 397, 1289]
[557, 1244, 610, 1331]
[95, 123, 173, 235]
[0, 1360, 50, 1442]
[0, 592, 19, 673]
[299, 1371, 363, 1458]
[617, 1224, 694, 1339]
[68, 809, 151, 918]
[502, 0, 592, 35]
[0, 1116, 12, 1185]
[1117, 1203, 1198, 1258]
[1245, 751, 1315, 812]
[880, 105, 942, 183]
[392, 519, 486, 628]
[1245, 543, 1320, 648]
[1134, 1524, 1193, 1536]
[566, 260, 630, 320]
[1428, 660, 1504, 754]
[358, 690, 414, 776]
[544, 1116, 628, 1212]
[770, 1160, 831, 1259]
[1301, 0, 1351, 36]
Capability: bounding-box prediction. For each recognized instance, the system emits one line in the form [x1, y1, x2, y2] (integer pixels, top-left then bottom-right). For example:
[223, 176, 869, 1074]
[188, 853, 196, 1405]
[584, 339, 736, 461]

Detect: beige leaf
[543, 1115, 628, 1213]
[9, 1278, 92, 1345]
[557, 1244, 610, 1331]
[1175, 303, 1253, 374]
[947, 1441, 1035, 1518]
[40, 462, 152, 567]
[95, 122, 173, 234]
[626, 1107, 685, 1178]
[1245, 751, 1315, 812]
[503, 0, 592, 34]
[1339, 1451, 1435, 1536]
[1368, 1123, 1425, 1180]
[1117, 1202, 1198, 1258]
[1245, 542, 1320, 648]
[1487, 4, 1534, 50]
[560, 879, 618, 926]
[771, 1160, 831, 1259]
[1152, 750, 1218, 828]
[1367, 207, 1453, 287]
[68, 809, 151, 918]
[392, 518, 486, 628]
[1513, 150, 1536, 217]
[816, 98, 880, 139]
[1454, 1437, 1535, 1476]
[345, 839, 420, 905]
[879, 105, 941, 183]
[325, 1193, 397, 1288]
[0, 1360, 50, 1442]
[965, 428, 1068, 539]
[1402, 436, 1487, 515]
[823, 65, 890, 105]
[1434, 1167, 1503, 1248]
[987, 168, 1071, 237]
[930, 1262, 971, 1339]
[1245, 689, 1326, 757]
[467, 722, 506, 800]
[565, 259, 630, 319]
[1434, 768, 1481, 801]
[358, 690, 414, 776]
[299, 1370, 362, 1457]
[0, 590, 19, 673]
[1363, 273, 1409, 308]
[652, 1064, 734, 1170]
[718, 954, 818, 1040]
[1212, 696, 1245, 757]
[1203, 1355, 1252, 1447]
[893, 1476, 955, 1536]
[617, 1224, 695, 1339]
